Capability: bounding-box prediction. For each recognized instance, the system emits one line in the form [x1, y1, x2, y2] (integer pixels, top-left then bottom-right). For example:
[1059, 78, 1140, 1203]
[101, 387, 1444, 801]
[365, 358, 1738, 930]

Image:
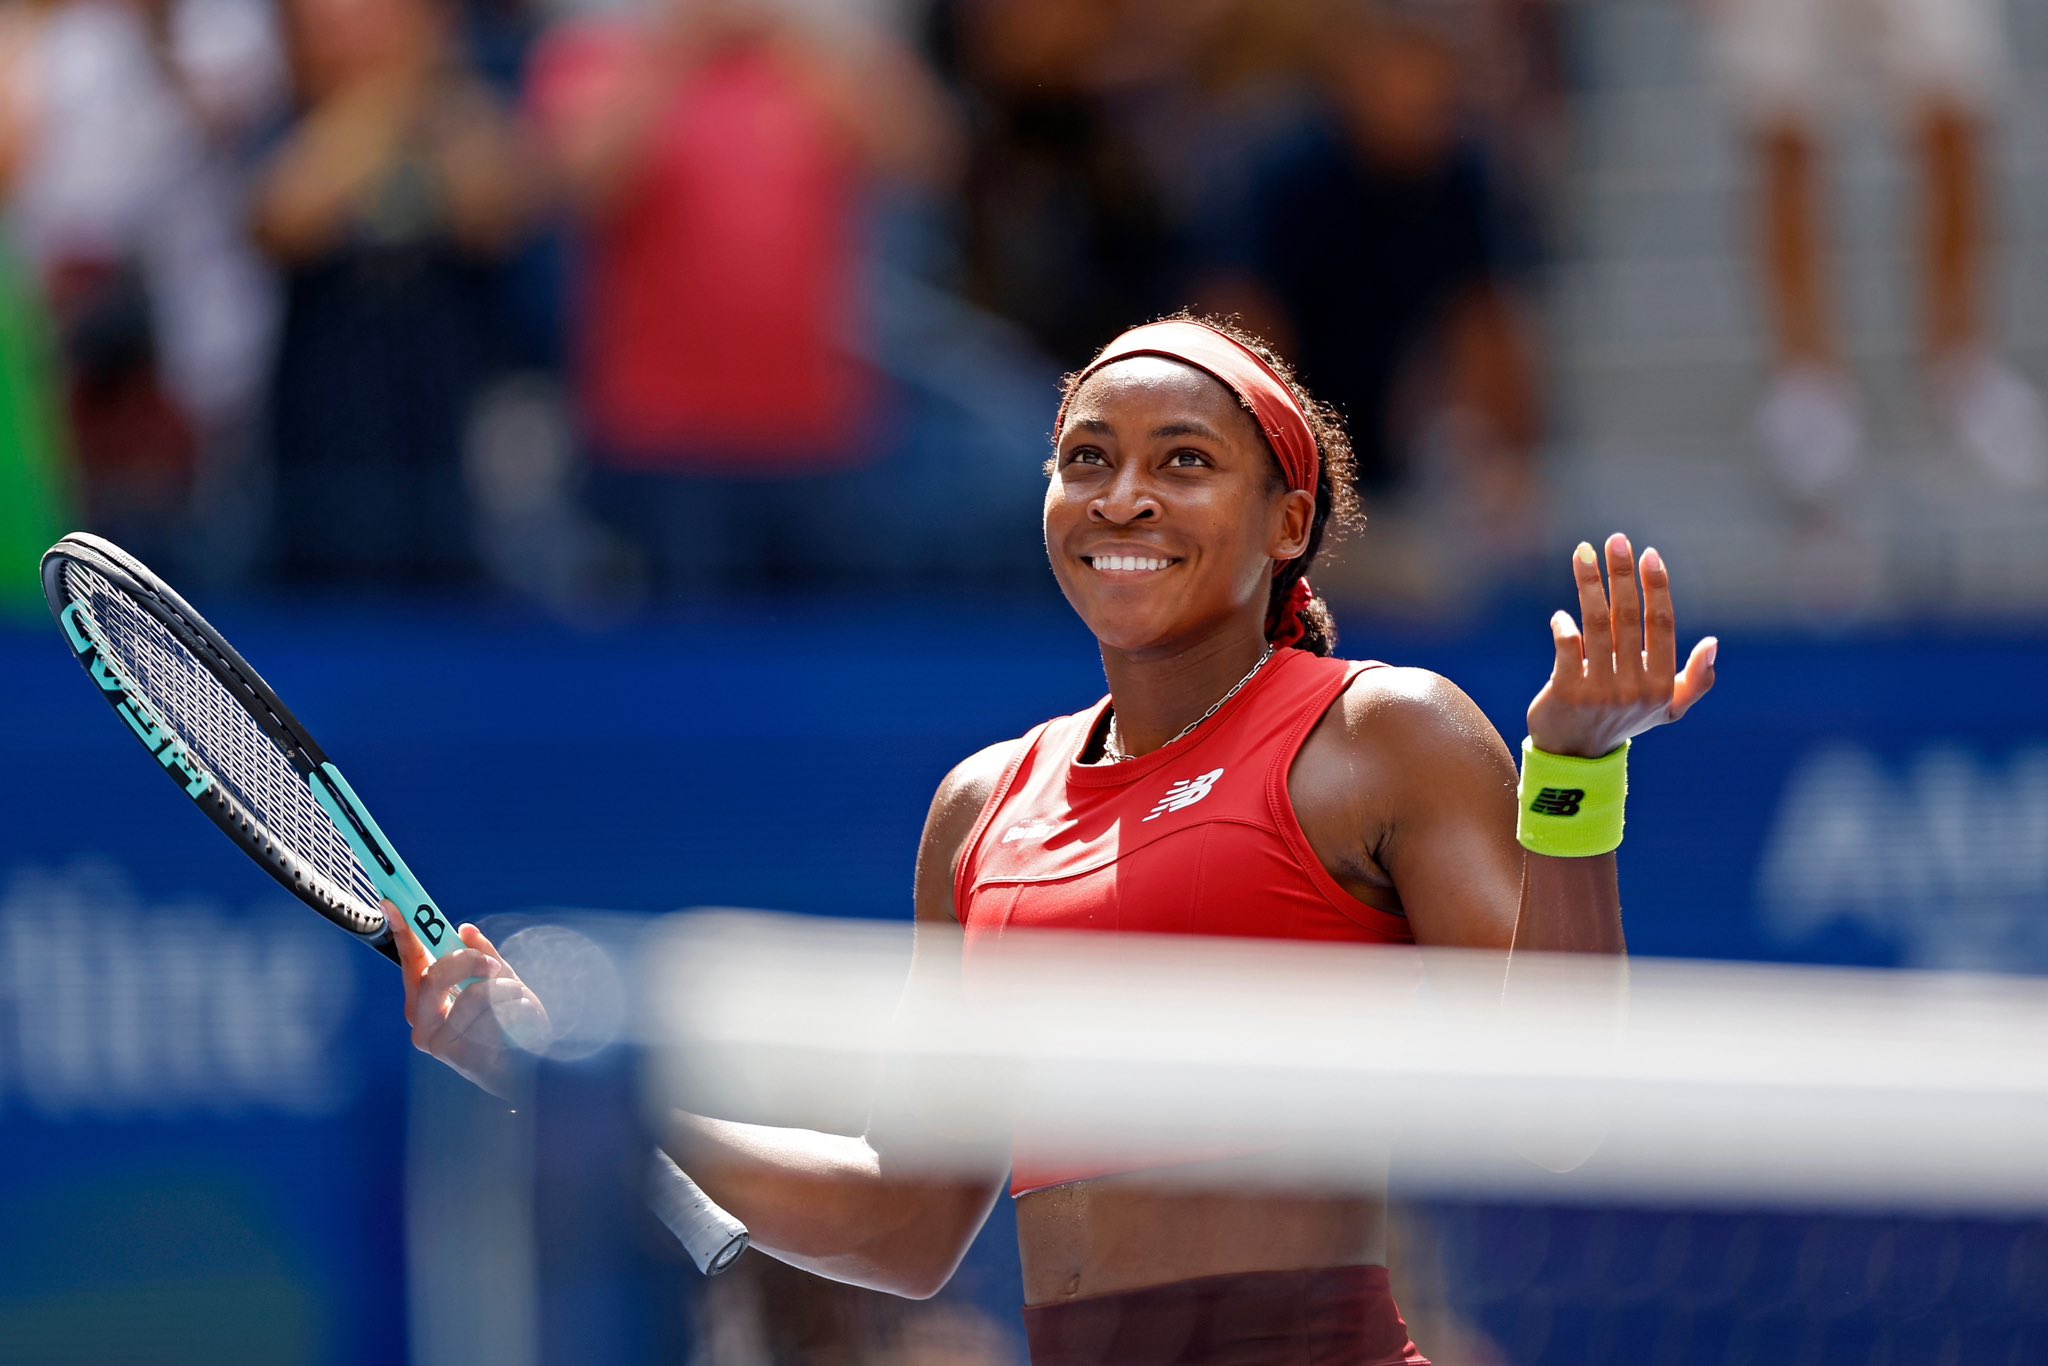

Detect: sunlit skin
[394, 350, 1720, 1308]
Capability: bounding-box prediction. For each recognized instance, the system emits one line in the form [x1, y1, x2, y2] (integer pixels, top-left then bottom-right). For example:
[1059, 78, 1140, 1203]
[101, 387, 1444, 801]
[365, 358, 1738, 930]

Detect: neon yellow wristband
[1517, 737, 1629, 857]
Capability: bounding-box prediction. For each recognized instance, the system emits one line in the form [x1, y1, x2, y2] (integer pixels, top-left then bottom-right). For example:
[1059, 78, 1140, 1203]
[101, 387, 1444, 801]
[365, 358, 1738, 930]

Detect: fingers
[459, 922, 502, 957]
[420, 946, 505, 1006]
[1547, 533, 1716, 743]
[410, 947, 506, 1048]
[1604, 534, 1644, 684]
[440, 973, 525, 1043]
[1548, 608, 1584, 685]
[1667, 635, 1719, 721]
[1570, 541, 1614, 682]
[445, 976, 554, 1055]
[1640, 546, 1677, 686]
[387, 909, 536, 1099]
[388, 899, 423, 970]
[389, 900, 428, 1025]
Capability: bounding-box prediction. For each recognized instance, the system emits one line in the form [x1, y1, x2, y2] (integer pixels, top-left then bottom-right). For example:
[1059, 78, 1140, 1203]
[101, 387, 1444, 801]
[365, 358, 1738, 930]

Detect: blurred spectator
[252, 0, 533, 586]
[1114, 0, 1324, 255]
[528, 0, 953, 594]
[0, 0, 281, 577]
[0, 16, 69, 611]
[1702, 0, 2048, 498]
[923, 0, 1181, 367]
[1459, 0, 1568, 229]
[1193, 1, 1545, 560]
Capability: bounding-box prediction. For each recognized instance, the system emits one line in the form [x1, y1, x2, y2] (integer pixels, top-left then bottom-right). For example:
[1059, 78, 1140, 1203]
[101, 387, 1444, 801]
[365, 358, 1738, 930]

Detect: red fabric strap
[1062, 320, 1321, 493]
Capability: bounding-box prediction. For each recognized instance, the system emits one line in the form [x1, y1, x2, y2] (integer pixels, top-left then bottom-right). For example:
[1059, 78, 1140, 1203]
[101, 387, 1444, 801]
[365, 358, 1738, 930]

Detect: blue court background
[2, 595, 2044, 1362]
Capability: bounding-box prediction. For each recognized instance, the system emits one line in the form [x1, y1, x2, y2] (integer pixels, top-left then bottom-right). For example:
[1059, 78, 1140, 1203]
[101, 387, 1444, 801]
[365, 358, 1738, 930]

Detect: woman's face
[1044, 358, 1314, 657]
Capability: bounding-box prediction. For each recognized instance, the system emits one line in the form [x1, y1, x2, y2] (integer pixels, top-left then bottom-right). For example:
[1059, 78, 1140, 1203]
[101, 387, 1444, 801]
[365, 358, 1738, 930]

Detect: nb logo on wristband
[1529, 787, 1586, 817]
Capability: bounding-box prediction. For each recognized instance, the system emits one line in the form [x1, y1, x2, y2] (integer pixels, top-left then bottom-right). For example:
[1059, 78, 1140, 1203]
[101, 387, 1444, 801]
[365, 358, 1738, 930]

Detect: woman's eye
[1065, 447, 1108, 466]
[1168, 449, 1210, 468]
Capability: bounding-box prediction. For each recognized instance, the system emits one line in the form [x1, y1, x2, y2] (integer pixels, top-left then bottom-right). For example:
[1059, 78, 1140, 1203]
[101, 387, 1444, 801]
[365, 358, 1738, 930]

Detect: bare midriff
[1016, 1173, 1390, 1307]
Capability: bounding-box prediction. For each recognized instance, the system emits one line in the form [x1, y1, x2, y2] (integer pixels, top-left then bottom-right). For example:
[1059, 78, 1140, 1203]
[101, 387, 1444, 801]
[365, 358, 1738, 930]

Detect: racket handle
[309, 761, 463, 960]
[312, 762, 749, 1272]
[646, 1149, 749, 1275]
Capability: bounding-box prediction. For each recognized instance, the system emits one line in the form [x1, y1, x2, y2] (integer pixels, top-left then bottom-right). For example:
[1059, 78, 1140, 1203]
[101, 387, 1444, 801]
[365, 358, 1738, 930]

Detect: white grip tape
[646, 1150, 749, 1275]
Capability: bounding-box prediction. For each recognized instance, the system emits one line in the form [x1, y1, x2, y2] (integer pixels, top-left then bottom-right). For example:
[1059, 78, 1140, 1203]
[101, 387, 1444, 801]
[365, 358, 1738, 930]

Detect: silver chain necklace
[1102, 644, 1276, 763]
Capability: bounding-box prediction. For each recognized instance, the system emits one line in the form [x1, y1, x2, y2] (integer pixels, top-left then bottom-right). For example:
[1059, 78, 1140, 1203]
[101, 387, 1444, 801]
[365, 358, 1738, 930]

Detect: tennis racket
[41, 531, 749, 1276]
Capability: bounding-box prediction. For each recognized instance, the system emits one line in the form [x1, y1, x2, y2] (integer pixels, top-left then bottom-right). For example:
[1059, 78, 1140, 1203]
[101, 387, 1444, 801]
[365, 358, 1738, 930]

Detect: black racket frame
[41, 532, 398, 961]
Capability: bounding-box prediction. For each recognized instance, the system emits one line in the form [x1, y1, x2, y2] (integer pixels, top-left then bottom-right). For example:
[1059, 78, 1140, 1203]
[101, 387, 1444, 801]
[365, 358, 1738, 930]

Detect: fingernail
[1641, 547, 1663, 575]
[1705, 638, 1719, 667]
[1574, 542, 1596, 567]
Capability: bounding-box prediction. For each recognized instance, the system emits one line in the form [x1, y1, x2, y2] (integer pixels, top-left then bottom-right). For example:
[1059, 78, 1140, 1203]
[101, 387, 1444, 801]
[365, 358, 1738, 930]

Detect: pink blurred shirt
[531, 28, 872, 470]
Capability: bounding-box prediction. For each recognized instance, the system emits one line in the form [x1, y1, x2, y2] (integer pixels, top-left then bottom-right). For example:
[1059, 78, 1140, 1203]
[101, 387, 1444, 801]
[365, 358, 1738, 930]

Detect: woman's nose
[1090, 467, 1160, 524]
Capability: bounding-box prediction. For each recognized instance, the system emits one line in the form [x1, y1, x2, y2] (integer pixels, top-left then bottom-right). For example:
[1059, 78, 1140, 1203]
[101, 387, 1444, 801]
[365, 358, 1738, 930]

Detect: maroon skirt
[1022, 1264, 1430, 1366]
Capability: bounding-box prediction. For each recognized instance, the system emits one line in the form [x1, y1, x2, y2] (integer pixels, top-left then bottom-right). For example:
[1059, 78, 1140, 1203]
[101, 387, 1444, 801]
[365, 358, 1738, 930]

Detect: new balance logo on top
[1001, 819, 1066, 845]
[1529, 787, 1585, 817]
[1143, 768, 1225, 822]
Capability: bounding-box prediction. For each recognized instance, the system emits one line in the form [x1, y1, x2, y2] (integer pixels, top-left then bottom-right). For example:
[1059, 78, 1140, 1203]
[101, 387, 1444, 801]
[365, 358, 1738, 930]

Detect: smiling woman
[1045, 315, 1360, 671]
[396, 313, 1718, 1366]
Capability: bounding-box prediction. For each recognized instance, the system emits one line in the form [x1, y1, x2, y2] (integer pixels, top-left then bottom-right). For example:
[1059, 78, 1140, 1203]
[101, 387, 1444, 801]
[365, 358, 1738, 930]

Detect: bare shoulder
[915, 736, 1030, 924]
[1290, 666, 1511, 912]
[929, 736, 1029, 833]
[1330, 665, 1511, 768]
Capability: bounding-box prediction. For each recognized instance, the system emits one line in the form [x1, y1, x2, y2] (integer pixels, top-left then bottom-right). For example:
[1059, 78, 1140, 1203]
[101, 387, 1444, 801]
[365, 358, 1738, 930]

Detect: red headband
[1060, 320, 1321, 493]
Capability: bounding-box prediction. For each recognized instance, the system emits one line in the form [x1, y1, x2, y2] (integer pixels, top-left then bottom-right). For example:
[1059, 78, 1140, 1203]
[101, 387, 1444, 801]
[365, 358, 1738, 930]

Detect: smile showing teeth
[1088, 555, 1174, 573]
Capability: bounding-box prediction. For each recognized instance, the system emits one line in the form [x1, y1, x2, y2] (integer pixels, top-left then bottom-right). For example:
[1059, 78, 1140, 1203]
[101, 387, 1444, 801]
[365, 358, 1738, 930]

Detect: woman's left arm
[1367, 532, 1717, 957]
[1513, 532, 1717, 953]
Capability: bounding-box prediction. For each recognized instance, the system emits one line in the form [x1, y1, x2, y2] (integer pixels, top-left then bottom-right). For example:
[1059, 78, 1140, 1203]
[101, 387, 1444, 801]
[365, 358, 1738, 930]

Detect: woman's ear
[1269, 488, 1316, 562]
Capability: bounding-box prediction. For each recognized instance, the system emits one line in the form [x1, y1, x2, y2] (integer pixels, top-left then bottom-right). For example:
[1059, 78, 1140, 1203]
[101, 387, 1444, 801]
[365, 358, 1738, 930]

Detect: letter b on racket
[413, 904, 451, 947]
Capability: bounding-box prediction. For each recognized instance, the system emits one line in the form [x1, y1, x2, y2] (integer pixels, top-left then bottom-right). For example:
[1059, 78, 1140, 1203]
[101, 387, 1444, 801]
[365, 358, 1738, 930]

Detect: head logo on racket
[60, 600, 212, 800]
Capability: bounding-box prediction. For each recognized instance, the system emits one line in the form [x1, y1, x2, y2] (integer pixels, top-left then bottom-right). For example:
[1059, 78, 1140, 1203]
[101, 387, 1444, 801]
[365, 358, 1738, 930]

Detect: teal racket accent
[311, 762, 460, 961]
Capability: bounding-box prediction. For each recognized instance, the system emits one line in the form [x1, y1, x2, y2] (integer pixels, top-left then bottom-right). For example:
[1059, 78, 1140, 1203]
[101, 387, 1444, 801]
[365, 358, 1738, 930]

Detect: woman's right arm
[655, 740, 1020, 1298]
[397, 740, 1021, 1299]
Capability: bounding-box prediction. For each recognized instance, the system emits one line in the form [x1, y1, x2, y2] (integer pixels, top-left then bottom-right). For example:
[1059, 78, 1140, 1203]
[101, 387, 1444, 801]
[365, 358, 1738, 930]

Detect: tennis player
[395, 315, 1717, 1364]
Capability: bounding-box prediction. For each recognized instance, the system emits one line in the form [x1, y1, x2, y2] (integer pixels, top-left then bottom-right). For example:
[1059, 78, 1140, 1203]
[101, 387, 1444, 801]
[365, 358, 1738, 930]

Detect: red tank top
[953, 648, 1417, 1195]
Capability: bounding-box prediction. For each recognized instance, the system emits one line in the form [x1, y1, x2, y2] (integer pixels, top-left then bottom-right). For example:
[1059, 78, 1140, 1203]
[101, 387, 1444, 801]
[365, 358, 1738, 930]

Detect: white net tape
[636, 913, 2048, 1209]
[61, 559, 377, 914]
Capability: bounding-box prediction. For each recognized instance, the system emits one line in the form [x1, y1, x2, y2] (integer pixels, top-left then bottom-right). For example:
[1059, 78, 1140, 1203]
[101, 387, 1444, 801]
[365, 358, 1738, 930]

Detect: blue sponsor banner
[2, 597, 2043, 1359]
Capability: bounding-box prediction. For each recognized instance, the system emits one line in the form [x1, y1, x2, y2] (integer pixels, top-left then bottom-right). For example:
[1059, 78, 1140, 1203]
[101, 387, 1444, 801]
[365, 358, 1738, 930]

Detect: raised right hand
[389, 902, 552, 1100]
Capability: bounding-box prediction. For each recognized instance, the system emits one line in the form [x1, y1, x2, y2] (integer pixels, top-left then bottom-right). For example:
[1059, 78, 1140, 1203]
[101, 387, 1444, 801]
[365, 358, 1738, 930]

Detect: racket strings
[60, 561, 379, 913]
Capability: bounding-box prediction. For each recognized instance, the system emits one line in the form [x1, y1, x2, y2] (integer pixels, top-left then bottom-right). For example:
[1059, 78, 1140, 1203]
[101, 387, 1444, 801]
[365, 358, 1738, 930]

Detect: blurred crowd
[5, 0, 2042, 617]
[0, 0, 1561, 611]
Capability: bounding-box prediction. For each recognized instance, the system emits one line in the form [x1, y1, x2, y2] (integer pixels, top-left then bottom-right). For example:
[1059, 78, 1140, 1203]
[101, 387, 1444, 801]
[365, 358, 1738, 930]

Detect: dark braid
[1054, 311, 1363, 655]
